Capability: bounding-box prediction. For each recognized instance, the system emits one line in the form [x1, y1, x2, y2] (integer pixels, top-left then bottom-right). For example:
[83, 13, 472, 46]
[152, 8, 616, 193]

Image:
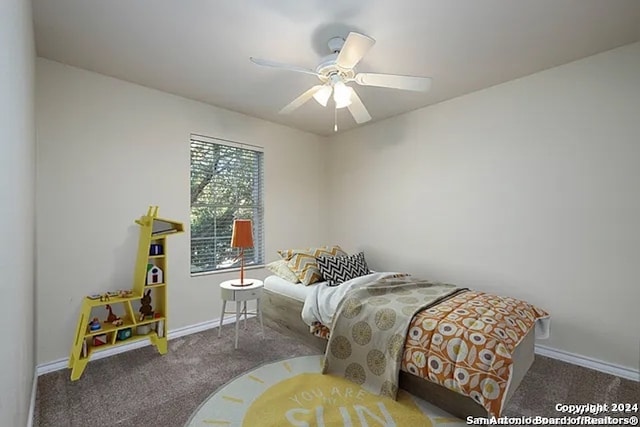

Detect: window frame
[189, 133, 265, 276]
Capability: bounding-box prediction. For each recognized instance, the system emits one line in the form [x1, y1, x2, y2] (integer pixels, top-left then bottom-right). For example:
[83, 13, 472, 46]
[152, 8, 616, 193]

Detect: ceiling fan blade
[250, 57, 320, 77]
[335, 32, 376, 69]
[354, 73, 432, 92]
[279, 85, 324, 115]
[346, 88, 372, 124]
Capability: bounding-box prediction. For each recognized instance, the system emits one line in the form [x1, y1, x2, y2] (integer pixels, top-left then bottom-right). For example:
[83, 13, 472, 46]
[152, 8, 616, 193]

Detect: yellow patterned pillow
[278, 246, 347, 285]
[277, 245, 345, 261]
[265, 260, 300, 284]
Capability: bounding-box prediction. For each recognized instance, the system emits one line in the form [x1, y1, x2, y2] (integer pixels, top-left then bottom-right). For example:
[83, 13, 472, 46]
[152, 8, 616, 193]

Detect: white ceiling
[33, 0, 640, 136]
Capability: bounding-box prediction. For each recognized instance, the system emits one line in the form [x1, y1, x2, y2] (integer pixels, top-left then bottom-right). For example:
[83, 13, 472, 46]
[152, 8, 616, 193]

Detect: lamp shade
[333, 81, 352, 109]
[231, 219, 254, 248]
[313, 85, 332, 107]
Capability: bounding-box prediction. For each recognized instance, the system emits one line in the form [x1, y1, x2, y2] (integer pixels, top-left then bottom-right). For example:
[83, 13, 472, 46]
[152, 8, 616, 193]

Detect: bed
[261, 273, 544, 420]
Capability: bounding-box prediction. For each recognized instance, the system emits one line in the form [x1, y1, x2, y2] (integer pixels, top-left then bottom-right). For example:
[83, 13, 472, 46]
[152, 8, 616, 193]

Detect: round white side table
[218, 279, 264, 349]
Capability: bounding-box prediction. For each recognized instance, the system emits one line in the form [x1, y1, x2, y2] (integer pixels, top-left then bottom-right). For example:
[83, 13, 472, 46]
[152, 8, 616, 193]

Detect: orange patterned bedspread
[311, 290, 549, 417]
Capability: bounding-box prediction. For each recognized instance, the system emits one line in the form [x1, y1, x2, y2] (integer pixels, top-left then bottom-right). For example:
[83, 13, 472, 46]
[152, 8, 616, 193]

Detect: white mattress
[263, 275, 324, 302]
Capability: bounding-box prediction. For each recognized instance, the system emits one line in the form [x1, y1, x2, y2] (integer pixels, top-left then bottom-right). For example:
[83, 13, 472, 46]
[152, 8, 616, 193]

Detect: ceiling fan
[250, 32, 433, 131]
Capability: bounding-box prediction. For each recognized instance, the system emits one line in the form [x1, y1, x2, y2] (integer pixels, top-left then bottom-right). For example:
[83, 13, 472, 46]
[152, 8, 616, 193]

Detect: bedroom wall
[0, 0, 36, 424]
[326, 42, 640, 372]
[35, 58, 328, 364]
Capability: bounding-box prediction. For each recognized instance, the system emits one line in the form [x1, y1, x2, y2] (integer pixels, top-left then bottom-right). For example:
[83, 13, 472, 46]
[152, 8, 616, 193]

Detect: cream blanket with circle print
[322, 276, 465, 399]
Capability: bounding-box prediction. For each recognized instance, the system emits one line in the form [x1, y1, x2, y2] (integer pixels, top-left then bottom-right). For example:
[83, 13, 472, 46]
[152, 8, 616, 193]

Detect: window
[190, 134, 264, 274]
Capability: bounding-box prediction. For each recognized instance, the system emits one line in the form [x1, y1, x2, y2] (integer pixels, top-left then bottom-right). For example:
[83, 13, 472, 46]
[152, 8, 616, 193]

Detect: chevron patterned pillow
[280, 246, 347, 285]
[316, 252, 370, 287]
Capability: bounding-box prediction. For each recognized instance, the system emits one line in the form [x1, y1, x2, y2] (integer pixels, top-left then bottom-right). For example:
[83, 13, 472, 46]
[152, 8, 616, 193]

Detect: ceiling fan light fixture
[250, 31, 431, 131]
[312, 85, 332, 107]
[333, 81, 352, 109]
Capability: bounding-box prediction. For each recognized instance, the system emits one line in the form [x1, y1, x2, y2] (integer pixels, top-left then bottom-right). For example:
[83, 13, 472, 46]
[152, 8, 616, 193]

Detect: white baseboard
[535, 344, 639, 382]
[27, 369, 37, 427]
[34, 316, 638, 384]
[36, 314, 249, 376]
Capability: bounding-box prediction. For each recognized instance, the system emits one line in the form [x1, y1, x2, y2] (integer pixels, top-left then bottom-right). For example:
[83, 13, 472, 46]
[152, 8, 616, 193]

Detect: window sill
[190, 264, 265, 278]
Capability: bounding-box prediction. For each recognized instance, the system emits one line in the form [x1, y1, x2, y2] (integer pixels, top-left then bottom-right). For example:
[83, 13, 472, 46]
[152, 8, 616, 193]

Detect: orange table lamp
[231, 219, 254, 286]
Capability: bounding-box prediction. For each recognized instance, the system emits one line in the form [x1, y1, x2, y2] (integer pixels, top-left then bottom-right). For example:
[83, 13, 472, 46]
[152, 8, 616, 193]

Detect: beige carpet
[35, 319, 639, 426]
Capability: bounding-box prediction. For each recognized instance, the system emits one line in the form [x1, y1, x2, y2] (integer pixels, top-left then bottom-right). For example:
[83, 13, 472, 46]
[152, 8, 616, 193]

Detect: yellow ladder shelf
[68, 206, 183, 381]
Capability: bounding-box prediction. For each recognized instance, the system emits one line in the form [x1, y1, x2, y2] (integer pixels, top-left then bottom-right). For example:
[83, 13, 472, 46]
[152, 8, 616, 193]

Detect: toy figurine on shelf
[117, 289, 133, 298]
[139, 290, 154, 321]
[88, 318, 101, 331]
[146, 264, 164, 285]
[105, 305, 123, 326]
[99, 293, 111, 302]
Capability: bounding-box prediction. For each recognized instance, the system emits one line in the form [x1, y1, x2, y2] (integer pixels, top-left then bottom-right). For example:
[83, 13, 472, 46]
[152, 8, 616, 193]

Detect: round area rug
[186, 355, 467, 426]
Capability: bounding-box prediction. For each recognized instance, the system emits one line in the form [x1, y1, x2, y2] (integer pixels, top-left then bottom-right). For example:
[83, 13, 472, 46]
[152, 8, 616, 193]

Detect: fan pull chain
[334, 106, 338, 132]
